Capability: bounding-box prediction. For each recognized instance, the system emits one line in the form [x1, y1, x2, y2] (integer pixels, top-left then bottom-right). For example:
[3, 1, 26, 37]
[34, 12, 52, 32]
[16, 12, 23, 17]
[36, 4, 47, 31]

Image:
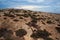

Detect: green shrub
[15, 29, 27, 37]
[31, 29, 51, 39]
[23, 14, 29, 18]
[13, 19, 19, 22]
[44, 37, 53, 40]
[55, 27, 60, 33]
[47, 20, 53, 24]
[4, 13, 15, 18]
[0, 28, 13, 38]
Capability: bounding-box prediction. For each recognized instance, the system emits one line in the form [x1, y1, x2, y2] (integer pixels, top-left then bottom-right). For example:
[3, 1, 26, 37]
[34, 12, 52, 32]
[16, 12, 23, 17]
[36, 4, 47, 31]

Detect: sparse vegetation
[23, 14, 29, 18]
[55, 27, 60, 33]
[27, 13, 37, 20]
[57, 24, 60, 26]
[39, 17, 46, 21]
[55, 19, 59, 22]
[4, 13, 15, 18]
[26, 20, 38, 29]
[56, 38, 59, 40]
[15, 29, 27, 37]
[30, 15, 37, 20]
[30, 29, 51, 39]
[0, 9, 60, 40]
[23, 10, 27, 13]
[0, 10, 3, 12]
[13, 19, 19, 22]
[16, 13, 29, 18]
[14, 9, 21, 13]
[20, 16, 23, 19]
[41, 21, 45, 25]
[4, 17, 7, 20]
[44, 37, 53, 40]
[5, 37, 13, 40]
[16, 14, 21, 16]
[31, 19, 37, 23]
[0, 28, 13, 38]
[0, 15, 1, 17]
[47, 20, 53, 24]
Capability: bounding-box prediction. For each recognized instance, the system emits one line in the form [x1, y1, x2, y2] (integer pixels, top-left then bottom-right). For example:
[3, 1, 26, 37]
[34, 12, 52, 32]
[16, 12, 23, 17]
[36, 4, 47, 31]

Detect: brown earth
[0, 9, 60, 40]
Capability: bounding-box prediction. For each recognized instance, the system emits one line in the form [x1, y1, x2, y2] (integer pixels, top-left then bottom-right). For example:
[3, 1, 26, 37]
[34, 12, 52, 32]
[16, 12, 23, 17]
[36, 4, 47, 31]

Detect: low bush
[47, 20, 53, 24]
[30, 29, 51, 39]
[55, 27, 60, 33]
[15, 29, 27, 37]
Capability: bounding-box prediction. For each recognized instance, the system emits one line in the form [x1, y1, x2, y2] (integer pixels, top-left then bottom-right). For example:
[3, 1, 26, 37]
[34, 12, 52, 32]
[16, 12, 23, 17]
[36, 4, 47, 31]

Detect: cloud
[26, 0, 54, 4]
[11, 0, 44, 3]
[26, 0, 44, 3]
[14, 5, 50, 11]
[0, 0, 59, 6]
[14, 5, 60, 13]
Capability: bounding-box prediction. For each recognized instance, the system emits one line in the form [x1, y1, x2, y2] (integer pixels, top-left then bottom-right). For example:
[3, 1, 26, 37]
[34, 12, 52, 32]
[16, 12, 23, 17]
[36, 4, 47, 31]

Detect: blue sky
[0, 0, 60, 13]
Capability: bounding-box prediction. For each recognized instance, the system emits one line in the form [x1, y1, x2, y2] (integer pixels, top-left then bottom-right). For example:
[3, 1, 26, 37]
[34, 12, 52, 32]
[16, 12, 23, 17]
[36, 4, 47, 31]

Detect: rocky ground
[0, 9, 60, 40]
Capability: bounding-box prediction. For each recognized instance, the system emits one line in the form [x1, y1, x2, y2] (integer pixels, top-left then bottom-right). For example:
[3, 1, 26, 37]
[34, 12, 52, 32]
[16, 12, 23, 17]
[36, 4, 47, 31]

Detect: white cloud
[25, 0, 54, 3]
[11, 5, 60, 13]
[14, 5, 50, 11]
[26, 0, 44, 3]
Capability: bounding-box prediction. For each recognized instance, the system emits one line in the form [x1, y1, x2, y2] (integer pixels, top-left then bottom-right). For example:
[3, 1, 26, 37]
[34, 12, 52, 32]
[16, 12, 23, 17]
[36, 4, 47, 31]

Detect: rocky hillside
[0, 9, 60, 40]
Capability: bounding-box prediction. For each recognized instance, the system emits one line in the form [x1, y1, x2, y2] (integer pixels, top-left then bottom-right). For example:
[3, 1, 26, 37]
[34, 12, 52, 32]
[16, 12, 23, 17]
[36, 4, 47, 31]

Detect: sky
[0, 0, 60, 13]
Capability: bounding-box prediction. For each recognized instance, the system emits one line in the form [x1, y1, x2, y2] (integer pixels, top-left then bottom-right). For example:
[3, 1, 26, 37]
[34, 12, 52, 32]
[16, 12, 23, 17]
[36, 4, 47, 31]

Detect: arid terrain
[0, 9, 60, 40]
